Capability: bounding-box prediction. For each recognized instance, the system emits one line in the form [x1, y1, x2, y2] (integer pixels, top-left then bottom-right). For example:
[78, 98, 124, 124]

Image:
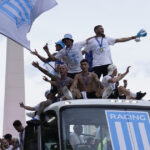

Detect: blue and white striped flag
[0, 0, 57, 50]
[106, 110, 150, 150]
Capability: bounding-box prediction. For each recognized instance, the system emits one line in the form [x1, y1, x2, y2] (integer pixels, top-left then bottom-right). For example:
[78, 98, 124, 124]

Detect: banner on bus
[105, 110, 150, 150]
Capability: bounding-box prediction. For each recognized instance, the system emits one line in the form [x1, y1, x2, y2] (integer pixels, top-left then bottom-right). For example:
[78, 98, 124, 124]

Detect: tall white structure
[3, 38, 25, 137]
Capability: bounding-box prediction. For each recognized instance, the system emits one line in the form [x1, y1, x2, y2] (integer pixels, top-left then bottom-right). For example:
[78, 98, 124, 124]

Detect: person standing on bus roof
[31, 40, 65, 65]
[44, 34, 88, 79]
[31, 40, 65, 99]
[82, 25, 146, 79]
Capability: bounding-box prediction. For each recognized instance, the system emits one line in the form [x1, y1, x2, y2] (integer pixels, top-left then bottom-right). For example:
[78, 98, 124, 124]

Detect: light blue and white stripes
[0, 0, 57, 49]
[106, 111, 150, 150]
[0, 0, 33, 27]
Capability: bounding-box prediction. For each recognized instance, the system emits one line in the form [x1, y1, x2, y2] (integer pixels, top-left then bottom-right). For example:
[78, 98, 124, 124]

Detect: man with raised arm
[31, 40, 65, 96]
[20, 90, 53, 125]
[31, 40, 65, 77]
[83, 25, 147, 79]
[31, 40, 65, 64]
[43, 34, 87, 78]
[32, 61, 57, 80]
[70, 59, 104, 99]
[102, 64, 146, 100]
[43, 64, 74, 100]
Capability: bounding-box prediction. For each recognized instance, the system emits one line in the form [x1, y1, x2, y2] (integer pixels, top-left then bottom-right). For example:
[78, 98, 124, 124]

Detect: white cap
[107, 64, 117, 75]
[62, 34, 73, 42]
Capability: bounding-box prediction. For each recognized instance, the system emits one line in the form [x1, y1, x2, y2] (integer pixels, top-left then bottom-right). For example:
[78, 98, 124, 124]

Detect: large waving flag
[0, 0, 57, 50]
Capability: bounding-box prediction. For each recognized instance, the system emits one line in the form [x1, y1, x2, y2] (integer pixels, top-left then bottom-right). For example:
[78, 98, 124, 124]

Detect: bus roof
[44, 99, 150, 113]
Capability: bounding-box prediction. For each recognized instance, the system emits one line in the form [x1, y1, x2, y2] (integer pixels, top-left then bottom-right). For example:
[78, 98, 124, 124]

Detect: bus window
[41, 110, 59, 150]
[61, 107, 115, 150]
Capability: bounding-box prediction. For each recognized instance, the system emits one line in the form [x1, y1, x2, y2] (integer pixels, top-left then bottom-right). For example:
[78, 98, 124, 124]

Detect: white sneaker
[81, 91, 87, 99]
[62, 86, 73, 100]
[102, 86, 113, 99]
[26, 112, 36, 118]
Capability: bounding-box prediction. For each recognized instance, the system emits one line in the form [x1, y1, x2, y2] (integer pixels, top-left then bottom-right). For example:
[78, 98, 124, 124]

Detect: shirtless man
[70, 59, 104, 99]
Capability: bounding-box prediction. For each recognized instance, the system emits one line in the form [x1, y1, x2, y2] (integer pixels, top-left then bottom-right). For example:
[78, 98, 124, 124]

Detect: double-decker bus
[24, 99, 150, 150]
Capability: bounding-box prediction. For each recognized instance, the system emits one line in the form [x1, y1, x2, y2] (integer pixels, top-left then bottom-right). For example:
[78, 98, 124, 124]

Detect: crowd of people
[1, 25, 147, 149]
[0, 120, 24, 150]
[25, 25, 146, 123]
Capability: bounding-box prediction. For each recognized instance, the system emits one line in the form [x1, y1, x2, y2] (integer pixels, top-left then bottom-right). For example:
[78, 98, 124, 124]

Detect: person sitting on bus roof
[43, 64, 74, 100]
[32, 61, 59, 101]
[70, 125, 84, 149]
[115, 80, 128, 99]
[20, 90, 53, 125]
[70, 59, 104, 99]
[102, 64, 146, 100]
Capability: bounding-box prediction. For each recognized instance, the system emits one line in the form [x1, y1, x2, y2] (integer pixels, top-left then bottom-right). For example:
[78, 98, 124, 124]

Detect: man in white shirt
[102, 64, 146, 100]
[70, 125, 84, 149]
[83, 25, 141, 79]
[31, 40, 66, 98]
[46, 34, 87, 78]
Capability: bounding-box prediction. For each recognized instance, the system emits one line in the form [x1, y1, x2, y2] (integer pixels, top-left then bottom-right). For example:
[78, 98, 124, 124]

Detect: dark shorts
[50, 85, 57, 93]
[87, 92, 97, 99]
[108, 89, 119, 99]
[67, 72, 81, 79]
[119, 95, 126, 99]
[92, 64, 110, 79]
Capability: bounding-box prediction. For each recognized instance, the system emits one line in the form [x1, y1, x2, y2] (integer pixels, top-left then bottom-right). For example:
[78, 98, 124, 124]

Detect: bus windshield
[61, 107, 150, 150]
[61, 107, 114, 150]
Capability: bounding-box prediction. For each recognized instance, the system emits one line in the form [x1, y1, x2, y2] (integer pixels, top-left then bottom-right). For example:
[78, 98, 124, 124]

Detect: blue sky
[0, 0, 150, 137]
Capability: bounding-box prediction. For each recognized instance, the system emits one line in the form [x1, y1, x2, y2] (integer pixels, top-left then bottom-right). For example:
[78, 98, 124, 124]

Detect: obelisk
[3, 38, 25, 137]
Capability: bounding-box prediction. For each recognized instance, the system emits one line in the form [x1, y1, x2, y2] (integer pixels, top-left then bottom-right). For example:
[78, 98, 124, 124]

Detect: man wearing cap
[31, 40, 65, 98]
[46, 34, 87, 78]
[31, 40, 65, 64]
[31, 40, 65, 78]
[102, 64, 146, 99]
[83, 25, 146, 79]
